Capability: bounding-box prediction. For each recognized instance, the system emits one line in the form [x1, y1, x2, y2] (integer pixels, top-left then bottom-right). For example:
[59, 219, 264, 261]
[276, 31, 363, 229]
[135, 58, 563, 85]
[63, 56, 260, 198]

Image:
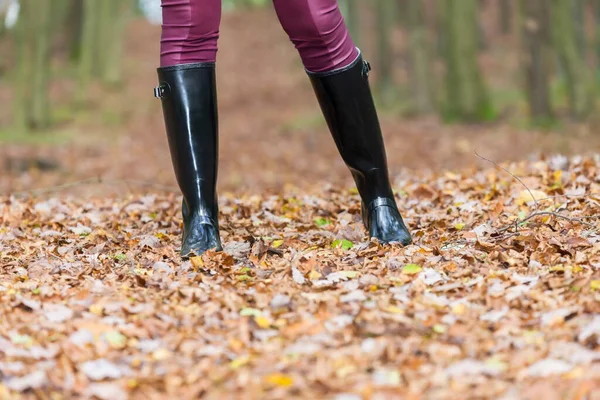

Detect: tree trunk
[375, 0, 396, 104]
[13, 0, 52, 131]
[520, 0, 553, 122]
[499, 0, 512, 34]
[66, 0, 85, 61]
[30, 0, 52, 129]
[571, 0, 586, 58]
[407, 0, 434, 114]
[477, 0, 488, 50]
[594, 0, 600, 79]
[101, 0, 133, 86]
[14, 0, 34, 130]
[340, 0, 360, 48]
[551, 0, 594, 119]
[441, 0, 494, 122]
[78, 0, 99, 102]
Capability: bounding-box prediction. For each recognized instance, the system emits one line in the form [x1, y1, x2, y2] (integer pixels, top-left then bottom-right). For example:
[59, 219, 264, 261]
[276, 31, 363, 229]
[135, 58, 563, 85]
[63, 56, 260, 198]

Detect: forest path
[2, 158, 600, 399]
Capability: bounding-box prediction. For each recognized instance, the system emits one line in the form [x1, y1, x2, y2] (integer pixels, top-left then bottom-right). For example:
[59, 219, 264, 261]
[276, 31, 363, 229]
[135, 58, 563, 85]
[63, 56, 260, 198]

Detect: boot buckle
[362, 60, 372, 78]
[154, 84, 168, 99]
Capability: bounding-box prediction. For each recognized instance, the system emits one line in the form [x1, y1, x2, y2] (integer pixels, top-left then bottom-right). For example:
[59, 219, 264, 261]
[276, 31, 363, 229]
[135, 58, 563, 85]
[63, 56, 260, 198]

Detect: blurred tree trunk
[594, 0, 600, 78]
[375, 0, 396, 104]
[499, 0, 512, 34]
[101, 0, 133, 86]
[520, 0, 553, 122]
[407, 0, 434, 114]
[440, 0, 494, 122]
[572, 0, 586, 57]
[78, 0, 99, 102]
[0, 0, 9, 38]
[477, 0, 488, 50]
[66, 0, 85, 61]
[340, 0, 360, 48]
[30, 0, 52, 129]
[435, 0, 447, 59]
[14, 0, 34, 130]
[0, 8, 6, 39]
[96, 0, 114, 77]
[13, 0, 52, 130]
[551, 0, 594, 119]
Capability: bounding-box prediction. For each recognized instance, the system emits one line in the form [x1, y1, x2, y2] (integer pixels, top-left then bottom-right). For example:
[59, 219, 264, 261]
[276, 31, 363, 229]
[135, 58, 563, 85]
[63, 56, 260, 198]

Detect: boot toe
[369, 206, 412, 246]
[181, 223, 223, 258]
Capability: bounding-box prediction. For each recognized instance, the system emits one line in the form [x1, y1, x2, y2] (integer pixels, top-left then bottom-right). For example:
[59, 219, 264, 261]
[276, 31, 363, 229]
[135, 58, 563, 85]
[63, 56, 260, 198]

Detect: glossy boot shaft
[155, 63, 223, 257]
[308, 53, 412, 246]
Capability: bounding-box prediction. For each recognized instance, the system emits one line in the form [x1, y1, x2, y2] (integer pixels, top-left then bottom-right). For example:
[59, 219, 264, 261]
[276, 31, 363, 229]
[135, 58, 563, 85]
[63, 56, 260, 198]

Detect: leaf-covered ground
[2, 157, 600, 400]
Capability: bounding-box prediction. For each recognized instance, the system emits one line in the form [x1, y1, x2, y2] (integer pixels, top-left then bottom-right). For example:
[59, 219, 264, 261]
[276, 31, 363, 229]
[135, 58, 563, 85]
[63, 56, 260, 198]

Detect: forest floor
[1, 8, 600, 400]
[2, 157, 600, 399]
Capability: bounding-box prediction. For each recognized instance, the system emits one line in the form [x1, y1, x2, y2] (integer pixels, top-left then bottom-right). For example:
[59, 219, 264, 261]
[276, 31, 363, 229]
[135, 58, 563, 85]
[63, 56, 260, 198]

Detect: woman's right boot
[155, 63, 222, 257]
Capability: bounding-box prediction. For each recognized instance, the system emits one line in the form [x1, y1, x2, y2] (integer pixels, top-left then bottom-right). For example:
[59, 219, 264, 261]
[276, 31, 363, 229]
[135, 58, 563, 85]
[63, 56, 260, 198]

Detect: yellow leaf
[105, 331, 127, 349]
[240, 307, 262, 317]
[402, 264, 422, 275]
[190, 256, 204, 268]
[517, 189, 547, 205]
[553, 170, 563, 187]
[126, 379, 139, 389]
[272, 239, 284, 248]
[254, 316, 271, 329]
[264, 373, 294, 387]
[383, 306, 404, 314]
[591, 280, 600, 291]
[452, 303, 466, 315]
[152, 348, 171, 361]
[339, 271, 359, 278]
[336, 364, 357, 378]
[485, 356, 508, 372]
[230, 355, 250, 369]
[308, 270, 322, 280]
[130, 358, 142, 368]
[454, 223, 465, 231]
[89, 304, 104, 316]
[10, 333, 33, 346]
[433, 324, 447, 334]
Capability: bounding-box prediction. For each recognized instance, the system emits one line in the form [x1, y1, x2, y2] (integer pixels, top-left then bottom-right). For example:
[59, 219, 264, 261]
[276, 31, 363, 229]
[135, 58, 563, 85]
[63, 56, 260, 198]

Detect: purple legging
[160, 0, 358, 73]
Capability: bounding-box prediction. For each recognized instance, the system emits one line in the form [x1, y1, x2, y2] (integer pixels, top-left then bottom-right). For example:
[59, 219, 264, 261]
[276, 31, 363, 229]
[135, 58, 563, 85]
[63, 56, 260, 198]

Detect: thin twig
[496, 211, 597, 233]
[474, 151, 539, 211]
[440, 154, 599, 252]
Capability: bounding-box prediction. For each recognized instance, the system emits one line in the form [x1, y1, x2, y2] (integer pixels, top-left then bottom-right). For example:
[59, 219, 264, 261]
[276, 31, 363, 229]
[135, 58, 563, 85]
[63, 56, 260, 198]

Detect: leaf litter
[1, 157, 600, 399]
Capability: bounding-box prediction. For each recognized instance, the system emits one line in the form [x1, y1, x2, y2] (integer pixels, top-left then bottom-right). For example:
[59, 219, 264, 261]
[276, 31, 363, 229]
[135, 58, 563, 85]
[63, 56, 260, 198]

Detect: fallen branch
[441, 154, 599, 251]
[475, 150, 539, 211]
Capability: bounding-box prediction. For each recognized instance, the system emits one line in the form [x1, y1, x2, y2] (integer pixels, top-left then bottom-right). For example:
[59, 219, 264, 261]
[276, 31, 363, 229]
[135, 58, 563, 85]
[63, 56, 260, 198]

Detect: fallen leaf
[402, 264, 422, 275]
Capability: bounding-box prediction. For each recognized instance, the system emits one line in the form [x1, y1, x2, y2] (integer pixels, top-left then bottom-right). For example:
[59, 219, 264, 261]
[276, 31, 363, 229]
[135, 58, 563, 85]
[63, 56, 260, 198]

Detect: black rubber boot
[155, 63, 223, 257]
[308, 52, 412, 246]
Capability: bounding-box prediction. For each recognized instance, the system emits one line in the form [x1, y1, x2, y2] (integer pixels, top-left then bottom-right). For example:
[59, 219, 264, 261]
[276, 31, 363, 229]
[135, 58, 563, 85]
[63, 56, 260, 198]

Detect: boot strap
[367, 197, 397, 213]
[154, 83, 169, 99]
[362, 60, 372, 78]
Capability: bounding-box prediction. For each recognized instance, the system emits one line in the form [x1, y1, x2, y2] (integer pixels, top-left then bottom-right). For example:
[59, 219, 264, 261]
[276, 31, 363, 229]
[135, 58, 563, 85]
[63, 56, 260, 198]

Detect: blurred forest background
[1, 0, 600, 195]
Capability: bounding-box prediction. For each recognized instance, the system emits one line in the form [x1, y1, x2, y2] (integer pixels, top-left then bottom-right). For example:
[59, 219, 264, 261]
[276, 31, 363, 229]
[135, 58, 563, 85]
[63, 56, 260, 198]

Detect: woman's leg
[273, 0, 412, 245]
[156, 0, 223, 257]
[272, 0, 358, 72]
[160, 0, 222, 67]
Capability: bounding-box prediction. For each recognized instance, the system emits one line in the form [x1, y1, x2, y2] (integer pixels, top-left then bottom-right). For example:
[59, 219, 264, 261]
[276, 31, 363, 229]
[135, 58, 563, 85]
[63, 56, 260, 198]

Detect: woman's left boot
[155, 63, 223, 257]
[308, 52, 412, 246]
